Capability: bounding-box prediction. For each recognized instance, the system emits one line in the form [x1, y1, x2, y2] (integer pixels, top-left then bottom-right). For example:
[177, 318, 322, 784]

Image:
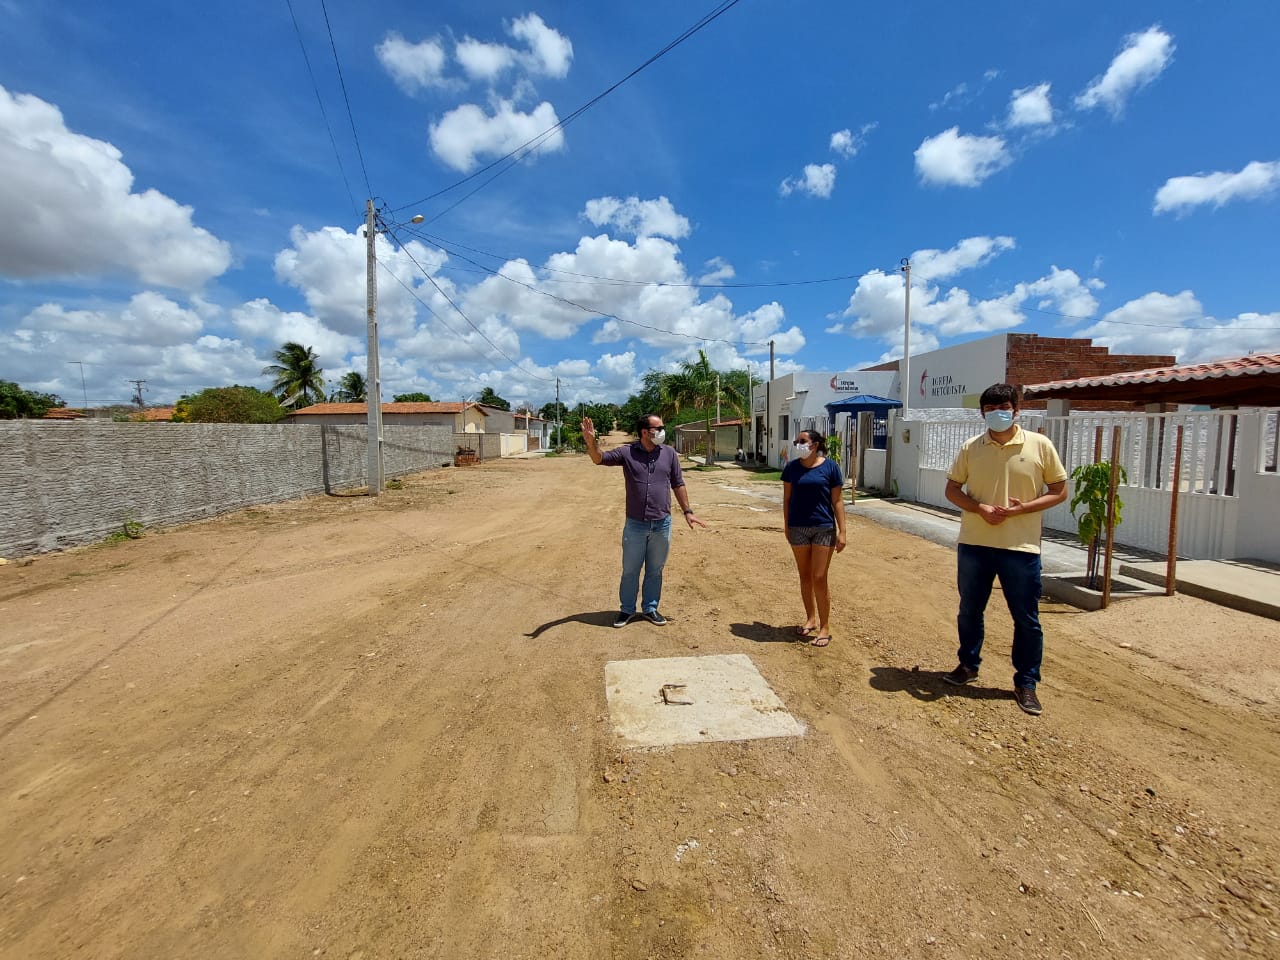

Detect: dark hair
[636, 413, 658, 434]
[978, 383, 1020, 411]
[797, 430, 827, 454]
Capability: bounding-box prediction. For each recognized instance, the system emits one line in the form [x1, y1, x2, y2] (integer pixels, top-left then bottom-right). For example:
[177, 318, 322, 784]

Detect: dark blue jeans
[956, 544, 1043, 689]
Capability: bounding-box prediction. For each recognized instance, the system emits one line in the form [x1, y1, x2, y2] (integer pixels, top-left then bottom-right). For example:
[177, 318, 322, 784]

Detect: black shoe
[943, 664, 979, 686]
[613, 611, 635, 628]
[1014, 686, 1043, 716]
[643, 610, 668, 625]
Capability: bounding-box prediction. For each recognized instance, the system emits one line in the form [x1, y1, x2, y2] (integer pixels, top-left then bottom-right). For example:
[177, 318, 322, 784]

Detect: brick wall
[1005, 335, 1175, 410]
[0, 421, 454, 557]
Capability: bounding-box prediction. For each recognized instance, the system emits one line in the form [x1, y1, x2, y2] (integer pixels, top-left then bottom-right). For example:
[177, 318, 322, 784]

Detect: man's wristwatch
[683, 508, 694, 514]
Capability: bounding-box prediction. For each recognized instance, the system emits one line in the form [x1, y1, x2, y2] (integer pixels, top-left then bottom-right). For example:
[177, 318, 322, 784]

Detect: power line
[380, 225, 556, 383]
[282, 0, 358, 219]
[390, 0, 746, 218]
[398, 224, 774, 348]
[319, 0, 373, 198]
[415, 229, 872, 289]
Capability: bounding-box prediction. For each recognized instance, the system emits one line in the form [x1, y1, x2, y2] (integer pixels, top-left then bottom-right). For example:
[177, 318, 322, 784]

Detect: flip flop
[796, 624, 817, 636]
[809, 635, 831, 647]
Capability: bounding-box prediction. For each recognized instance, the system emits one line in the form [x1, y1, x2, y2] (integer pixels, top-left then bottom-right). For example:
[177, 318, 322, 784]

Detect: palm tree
[666, 350, 747, 420]
[264, 342, 325, 408]
[330, 371, 367, 403]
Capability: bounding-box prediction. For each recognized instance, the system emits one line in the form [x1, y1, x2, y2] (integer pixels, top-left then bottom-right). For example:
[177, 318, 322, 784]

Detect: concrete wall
[1234, 412, 1280, 560]
[0, 420, 453, 557]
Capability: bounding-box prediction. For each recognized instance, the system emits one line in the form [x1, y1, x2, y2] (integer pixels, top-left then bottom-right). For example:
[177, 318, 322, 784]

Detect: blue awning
[824, 394, 902, 416]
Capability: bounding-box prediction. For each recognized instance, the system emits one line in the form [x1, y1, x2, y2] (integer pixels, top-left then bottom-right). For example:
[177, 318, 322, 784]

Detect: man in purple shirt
[582, 414, 707, 627]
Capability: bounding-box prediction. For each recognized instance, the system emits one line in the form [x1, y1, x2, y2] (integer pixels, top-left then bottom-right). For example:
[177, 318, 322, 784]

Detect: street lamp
[365, 200, 424, 496]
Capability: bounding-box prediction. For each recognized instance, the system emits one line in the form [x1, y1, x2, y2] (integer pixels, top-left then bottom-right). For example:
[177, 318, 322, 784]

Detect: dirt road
[2, 440, 1278, 959]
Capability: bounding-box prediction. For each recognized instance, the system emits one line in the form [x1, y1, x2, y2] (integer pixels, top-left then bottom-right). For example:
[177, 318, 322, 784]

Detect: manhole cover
[604, 654, 805, 747]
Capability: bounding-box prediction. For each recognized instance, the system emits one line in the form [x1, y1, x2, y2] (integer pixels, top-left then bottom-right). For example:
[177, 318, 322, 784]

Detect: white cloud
[911, 236, 1016, 283]
[509, 13, 573, 78]
[1008, 83, 1054, 127]
[836, 240, 1108, 354]
[583, 196, 691, 239]
[375, 33, 447, 91]
[779, 163, 837, 198]
[454, 13, 572, 82]
[22, 291, 203, 345]
[1073, 292, 1279, 362]
[274, 225, 448, 338]
[231, 299, 360, 364]
[1075, 26, 1174, 116]
[2, 299, 264, 404]
[914, 128, 1011, 187]
[829, 122, 877, 158]
[698, 257, 735, 285]
[0, 85, 231, 290]
[429, 99, 563, 172]
[455, 39, 516, 81]
[1154, 160, 1280, 215]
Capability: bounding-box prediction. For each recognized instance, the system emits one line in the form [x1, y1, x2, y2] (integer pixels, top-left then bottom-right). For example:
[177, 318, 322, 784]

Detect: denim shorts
[786, 525, 836, 547]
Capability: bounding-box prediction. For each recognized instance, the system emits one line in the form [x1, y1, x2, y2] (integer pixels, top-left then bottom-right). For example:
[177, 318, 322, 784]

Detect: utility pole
[365, 199, 384, 496]
[555, 377, 561, 448]
[67, 361, 88, 409]
[364, 200, 424, 497]
[128, 379, 147, 407]
[900, 258, 911, 419]
[766, 339, 775, 465]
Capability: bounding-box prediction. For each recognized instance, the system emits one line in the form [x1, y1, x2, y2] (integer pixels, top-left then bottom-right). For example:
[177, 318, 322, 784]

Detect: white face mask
[792, 442, 811, 459]
[650, 428, 666, 445]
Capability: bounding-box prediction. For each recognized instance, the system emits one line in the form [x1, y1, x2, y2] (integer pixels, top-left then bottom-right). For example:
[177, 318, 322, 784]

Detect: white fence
[896, 408, 1279, 562]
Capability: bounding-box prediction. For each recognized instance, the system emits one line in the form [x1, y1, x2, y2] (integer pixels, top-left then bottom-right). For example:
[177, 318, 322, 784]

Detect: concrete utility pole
[128, 379, 147, 407]
[365, 200, 383, 496]
[900, 258, 912, 419]
[365, 200, 425, 496]
[766, 339, 775, 464]
[67, 361, 88, 408]
[555, 377, 561, 448]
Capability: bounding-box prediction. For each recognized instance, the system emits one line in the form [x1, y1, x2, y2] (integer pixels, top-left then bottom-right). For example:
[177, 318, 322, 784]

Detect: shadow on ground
[729, 621, 805, 644]
[524, 610, 621, 639]
[868, 665, 1015, 704]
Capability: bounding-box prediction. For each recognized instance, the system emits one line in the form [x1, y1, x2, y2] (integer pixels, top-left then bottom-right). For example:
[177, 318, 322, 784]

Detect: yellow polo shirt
[947, 425, 1068, 554]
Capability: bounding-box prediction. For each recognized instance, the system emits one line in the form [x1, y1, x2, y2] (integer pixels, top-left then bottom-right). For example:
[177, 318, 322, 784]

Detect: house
[286, 401, 506, 432]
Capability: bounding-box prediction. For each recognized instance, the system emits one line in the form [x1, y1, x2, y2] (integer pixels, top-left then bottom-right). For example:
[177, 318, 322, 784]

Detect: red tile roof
[1024, 353, 1280, 406]
[1026, 353, 1280, 392]
[42, 407, 88, 420]
[287, 401, 484, 417]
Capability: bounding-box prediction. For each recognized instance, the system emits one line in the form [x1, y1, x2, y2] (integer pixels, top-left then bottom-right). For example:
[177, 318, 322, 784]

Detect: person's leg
[640, 516, 672, 613]
[619, 518, 645, 614]
[995, 549, 1044, 688]
[956, 544, 997, 669]
[789, 543, 817, 631]
[810, 540, 835, 640]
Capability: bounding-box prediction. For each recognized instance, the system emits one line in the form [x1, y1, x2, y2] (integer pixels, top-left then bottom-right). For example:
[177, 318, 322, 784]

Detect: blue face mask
[984, 409, 1016, 432]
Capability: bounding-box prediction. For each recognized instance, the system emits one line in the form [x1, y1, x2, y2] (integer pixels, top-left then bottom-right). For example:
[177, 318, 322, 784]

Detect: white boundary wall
[890, 408, 1278, 563]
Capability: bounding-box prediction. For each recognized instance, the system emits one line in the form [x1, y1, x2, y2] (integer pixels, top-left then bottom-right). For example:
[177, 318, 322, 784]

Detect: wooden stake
[1166, 425, 1185, 596]
[1101, 426, 1122, 608]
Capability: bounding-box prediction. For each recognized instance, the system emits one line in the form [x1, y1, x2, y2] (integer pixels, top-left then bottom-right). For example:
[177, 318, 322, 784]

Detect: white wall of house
[750, 369, 898, 463]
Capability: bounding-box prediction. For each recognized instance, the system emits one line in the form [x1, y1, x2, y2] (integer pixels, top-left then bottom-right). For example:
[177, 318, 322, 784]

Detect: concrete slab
[604, 654, 805, 749]
[1121, 559, 1280, 621]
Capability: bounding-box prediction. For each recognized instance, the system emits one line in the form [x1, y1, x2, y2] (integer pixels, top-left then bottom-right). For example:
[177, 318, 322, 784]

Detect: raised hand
[581, 416, 595, 445]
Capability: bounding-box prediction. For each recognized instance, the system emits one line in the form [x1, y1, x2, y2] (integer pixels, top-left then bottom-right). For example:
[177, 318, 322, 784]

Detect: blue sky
[2, 0, 1278, 410]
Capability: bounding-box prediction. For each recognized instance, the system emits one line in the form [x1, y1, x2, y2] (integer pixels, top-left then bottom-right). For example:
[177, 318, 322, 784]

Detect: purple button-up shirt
[600, 442, 686, 521]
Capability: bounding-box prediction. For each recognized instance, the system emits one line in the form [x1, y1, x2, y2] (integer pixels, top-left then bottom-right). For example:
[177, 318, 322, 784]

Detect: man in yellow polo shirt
[943, 384, 1068, 716]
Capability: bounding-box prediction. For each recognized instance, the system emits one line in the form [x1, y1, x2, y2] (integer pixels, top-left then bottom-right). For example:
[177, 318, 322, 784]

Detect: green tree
[175, 386, 285, 423]
[263, 342, 325, 408]
[476, 386, 510, 411]
[330, 371, 367, 402]
[0, 381, 64, 419]
[393, 391, 433, 402]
